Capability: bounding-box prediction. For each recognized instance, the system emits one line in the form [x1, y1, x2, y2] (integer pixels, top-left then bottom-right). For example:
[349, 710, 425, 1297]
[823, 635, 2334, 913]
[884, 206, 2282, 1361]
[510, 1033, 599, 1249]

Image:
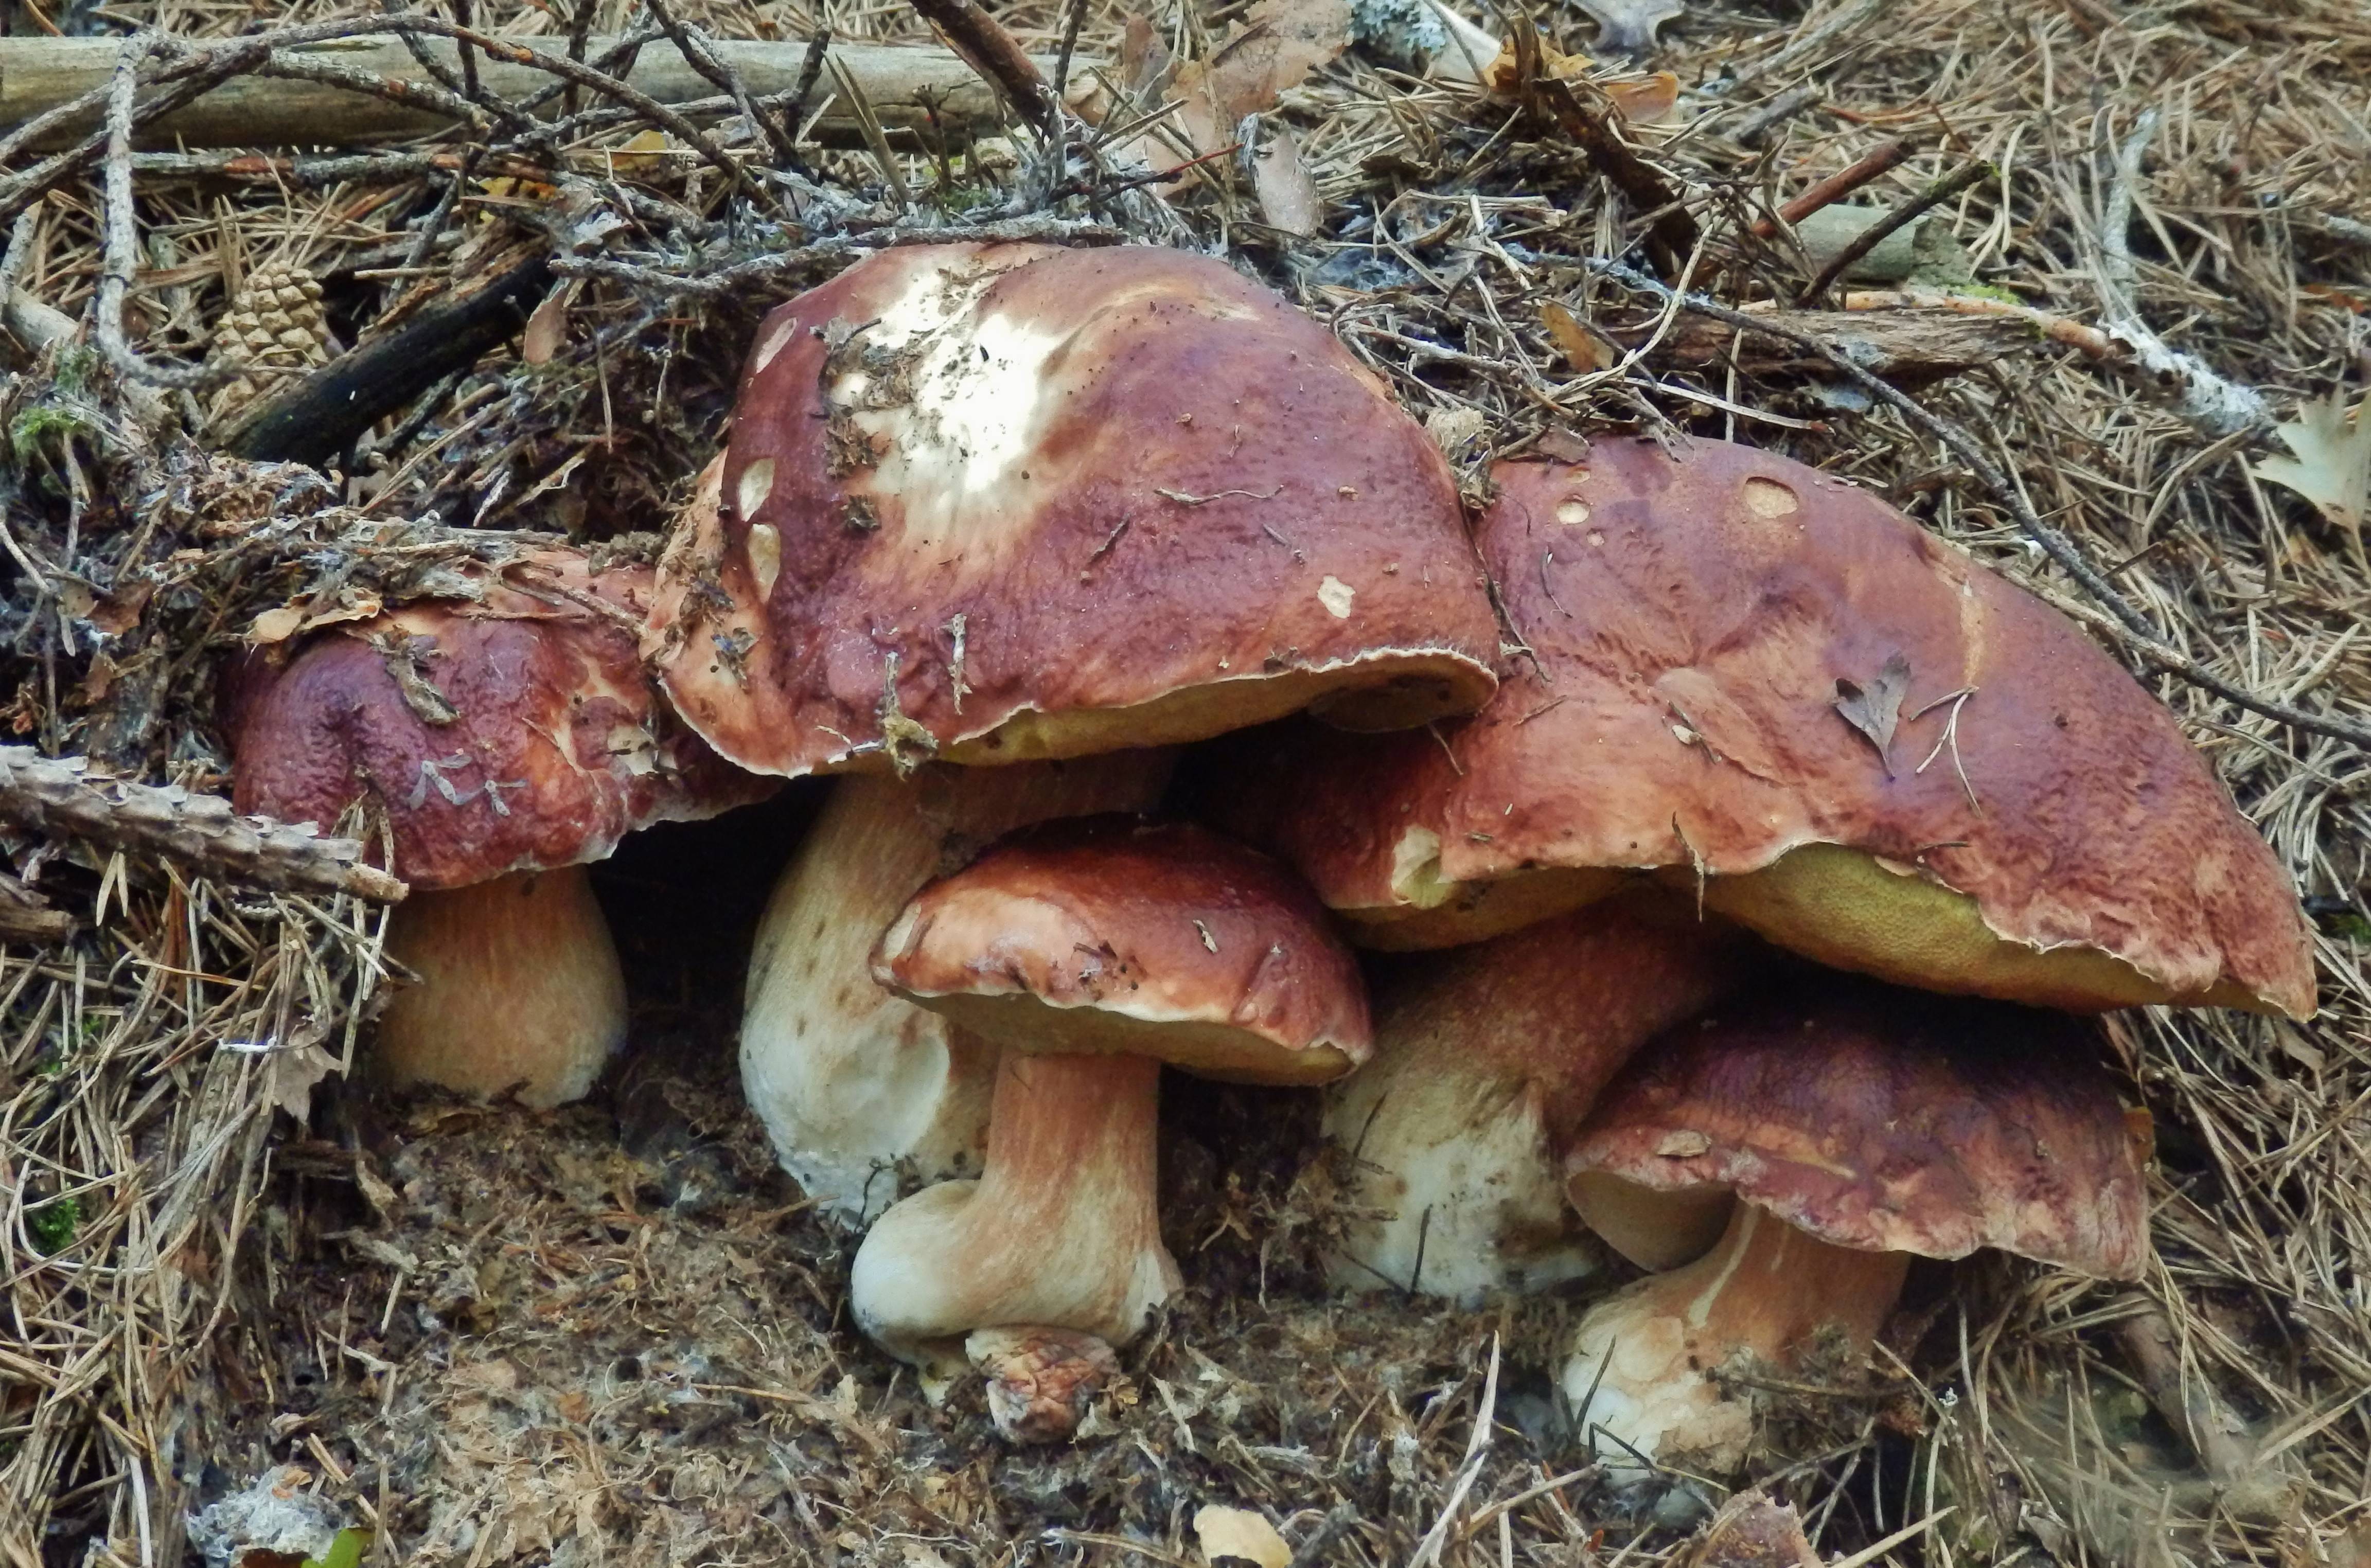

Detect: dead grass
[2, 0, 2368, 1563]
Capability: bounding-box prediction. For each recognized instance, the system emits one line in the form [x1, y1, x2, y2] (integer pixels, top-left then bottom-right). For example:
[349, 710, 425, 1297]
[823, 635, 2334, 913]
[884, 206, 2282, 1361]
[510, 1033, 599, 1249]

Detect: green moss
[27, 1195, 80, 1255]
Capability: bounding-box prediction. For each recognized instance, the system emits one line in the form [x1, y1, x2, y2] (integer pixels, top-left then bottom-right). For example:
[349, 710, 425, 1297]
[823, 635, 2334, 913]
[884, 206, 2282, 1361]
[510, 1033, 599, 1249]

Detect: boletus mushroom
[1558, 979, 2152, 1481]
[852, 816, 1368, 1392]
[229, 552, 770, 1107]
[646, 241, 1502, 1215]
[1322, 889, 1750, 1303]
[1213, 440, 2313, 1021]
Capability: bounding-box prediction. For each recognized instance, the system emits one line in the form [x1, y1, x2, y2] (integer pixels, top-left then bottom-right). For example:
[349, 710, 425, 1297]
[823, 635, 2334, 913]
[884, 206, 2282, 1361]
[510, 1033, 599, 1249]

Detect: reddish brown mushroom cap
[871, 816, 1370, 1085]
[231, 552, 771, 889]
[644, 243, 1499, 778]
[1213, 439, 2313, 1017]
[1565, 981, 2154, 1280]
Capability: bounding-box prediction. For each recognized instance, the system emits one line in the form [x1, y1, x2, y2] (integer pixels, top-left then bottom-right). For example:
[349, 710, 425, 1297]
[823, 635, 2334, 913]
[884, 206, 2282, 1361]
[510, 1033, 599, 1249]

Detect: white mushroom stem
[850, 1050, 1181, 1380]
[374, 866, 626, 1109]
[1325, 1043, 1600, 1304]
[1562, 1203, 1909, 1479]
[741, 754, 1171, 1222]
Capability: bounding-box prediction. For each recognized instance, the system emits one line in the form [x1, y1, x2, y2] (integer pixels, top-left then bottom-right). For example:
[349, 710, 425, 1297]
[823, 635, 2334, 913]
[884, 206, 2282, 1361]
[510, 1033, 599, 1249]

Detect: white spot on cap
[737, 457, 776, 522]
[1742, 477, 1800, 517]
[752, 316, 798, 374]
[1555, 498, 1590, 525]
[1318, 576, 1356, 618]
[746, 522, 782, 601]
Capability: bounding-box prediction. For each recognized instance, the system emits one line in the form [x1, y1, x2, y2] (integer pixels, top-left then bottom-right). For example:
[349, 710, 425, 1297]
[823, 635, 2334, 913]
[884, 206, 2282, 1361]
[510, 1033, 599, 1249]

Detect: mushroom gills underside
[1689, 842, 2261, 1012]
[906, 989, 1358, 1086]
[936, 652, 1495, 768]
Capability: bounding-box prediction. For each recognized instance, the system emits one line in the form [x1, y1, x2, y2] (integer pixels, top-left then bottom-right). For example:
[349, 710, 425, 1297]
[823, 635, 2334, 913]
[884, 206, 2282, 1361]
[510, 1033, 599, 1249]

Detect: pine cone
[206, 265, 335, 431]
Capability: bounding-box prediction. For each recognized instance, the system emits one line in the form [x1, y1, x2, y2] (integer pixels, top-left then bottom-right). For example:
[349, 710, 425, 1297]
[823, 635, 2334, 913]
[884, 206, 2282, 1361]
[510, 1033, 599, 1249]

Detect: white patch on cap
[1555, 498, 1591, 525]
[751, 315, 799, 374]
[1317, 576, 1356, 618]
[737, 457, 776, 521]
[832, 257, 1070, 560]
[746, 522, 782, 601]
[1742, 477, 1800, 517]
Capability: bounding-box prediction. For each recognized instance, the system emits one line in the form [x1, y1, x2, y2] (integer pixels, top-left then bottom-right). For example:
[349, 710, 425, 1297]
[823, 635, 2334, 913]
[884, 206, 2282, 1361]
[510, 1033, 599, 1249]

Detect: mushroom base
[850, 1051, 1181, 1375]
[373, 866, 627, 1109]
[1562, 1204, 1908, 1481]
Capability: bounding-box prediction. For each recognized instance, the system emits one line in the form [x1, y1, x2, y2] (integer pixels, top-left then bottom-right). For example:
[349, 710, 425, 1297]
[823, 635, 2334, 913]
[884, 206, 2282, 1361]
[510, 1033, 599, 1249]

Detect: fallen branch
[220, 252, 554, 466]
[2093, 109, 2271, 438]
[0, 749, 408, 905]
[906, 0, 1059, 137]
[1611, 301, 2031, 384]
[0, 32, 1099, 151]
[0, 872, 76, 945]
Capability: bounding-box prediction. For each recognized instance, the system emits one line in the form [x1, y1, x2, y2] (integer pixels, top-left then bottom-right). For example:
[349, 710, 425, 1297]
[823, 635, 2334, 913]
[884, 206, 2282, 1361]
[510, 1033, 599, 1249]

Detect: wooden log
[0, 34, 1101, 151]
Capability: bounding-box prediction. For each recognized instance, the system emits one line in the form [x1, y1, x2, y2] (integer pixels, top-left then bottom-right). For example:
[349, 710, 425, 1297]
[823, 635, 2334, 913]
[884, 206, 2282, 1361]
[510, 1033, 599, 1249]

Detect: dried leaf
[246, 607, 305, 645]
[604, 129, 674, 175]
[266, 1041, 339, 1121]
[1542, 301, 1616, 371]
[1603, 69, 1679, 122]
[2254, 391, 2369, 533]
[1577, 0, 1685, 55]
[1833, 651, 1912, 773]
[1252, 127, 1323, 236]
[521, 281, 577, 367]
[1194, 1505, 1291, 1568]
[1171, 0, 1352, 155]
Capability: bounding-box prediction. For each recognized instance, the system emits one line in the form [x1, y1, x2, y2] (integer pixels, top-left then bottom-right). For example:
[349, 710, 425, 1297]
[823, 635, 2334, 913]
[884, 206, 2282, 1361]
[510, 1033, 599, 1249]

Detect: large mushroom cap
[871, 816, 1370, 1085]
[1565, 978, 2154, 1280]
[1214, 439, 2312, 1017]
[232, 551, 770, 887]
[645, 242, 1499, 778]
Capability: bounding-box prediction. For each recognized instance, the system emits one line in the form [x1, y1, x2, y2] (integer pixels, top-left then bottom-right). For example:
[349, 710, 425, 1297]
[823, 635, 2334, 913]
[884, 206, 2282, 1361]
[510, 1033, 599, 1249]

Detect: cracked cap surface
[229, 552, 771, 890]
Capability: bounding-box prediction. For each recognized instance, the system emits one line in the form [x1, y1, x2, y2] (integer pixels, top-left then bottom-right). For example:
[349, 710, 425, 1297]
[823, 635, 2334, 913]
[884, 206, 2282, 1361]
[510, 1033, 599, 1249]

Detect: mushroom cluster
[225, 242, 2312, 1467]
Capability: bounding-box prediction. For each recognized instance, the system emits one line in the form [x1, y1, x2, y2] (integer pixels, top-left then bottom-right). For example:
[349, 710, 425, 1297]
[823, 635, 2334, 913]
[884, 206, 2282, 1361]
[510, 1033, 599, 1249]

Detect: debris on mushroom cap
[741, 753, 1174, 1225]
[642, 243, 1501, 780]
[1210, 438, 2314, 1018]
[232, 550, 772, 889]
[964, 1325, 1121, 1443]
[1566, 977, 2155, 1280]
[871, 816, 1371, 1085]
[1323, 892, 1750, 1302]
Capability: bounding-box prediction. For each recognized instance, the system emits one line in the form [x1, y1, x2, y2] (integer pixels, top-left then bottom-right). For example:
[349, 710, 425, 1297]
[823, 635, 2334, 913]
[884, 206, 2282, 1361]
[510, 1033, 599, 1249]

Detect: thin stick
[1751, 135, 1910, 236]
[908, 0, 1059, 136]
[644, 0, 801, 170]
[94, 34, 228, 391]
[1799, 157, 1992, 303]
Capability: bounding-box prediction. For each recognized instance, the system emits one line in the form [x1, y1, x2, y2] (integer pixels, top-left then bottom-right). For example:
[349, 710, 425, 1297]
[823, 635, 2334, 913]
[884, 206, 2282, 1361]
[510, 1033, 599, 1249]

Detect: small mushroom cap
[1564, 979, 2154, 1280]
[645, 243, 1499, 778]
[230, 552, 771, 890]
[1211, 440, 2312, 1017]
[871, 816, 1370, 1085]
